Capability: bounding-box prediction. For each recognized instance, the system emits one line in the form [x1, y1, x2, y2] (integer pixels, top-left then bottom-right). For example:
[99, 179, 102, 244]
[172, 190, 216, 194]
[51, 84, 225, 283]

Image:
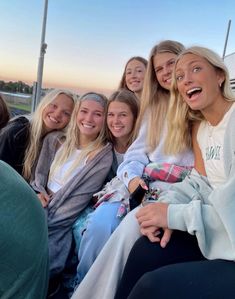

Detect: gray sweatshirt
[31, 131, 113, 276]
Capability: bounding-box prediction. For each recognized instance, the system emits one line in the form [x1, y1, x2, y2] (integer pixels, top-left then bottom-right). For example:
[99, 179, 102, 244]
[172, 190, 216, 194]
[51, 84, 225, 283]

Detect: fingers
[136, 204, 153, 219]
[136, 202, 168, 228]
[139, 179, 148, 190]
[139, 219, 156, 229]
[128, 177, 148, 193]
[37, 193, 50, 208]
[128, 177, 141, 193]
[140, 227, 161, 243]
[160, 229, 173, 248]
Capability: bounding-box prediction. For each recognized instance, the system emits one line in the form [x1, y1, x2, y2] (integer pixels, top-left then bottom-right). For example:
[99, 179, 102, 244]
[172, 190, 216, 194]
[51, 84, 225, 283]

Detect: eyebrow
[155, 58, 175, 70]
[177, 59, 201, 70]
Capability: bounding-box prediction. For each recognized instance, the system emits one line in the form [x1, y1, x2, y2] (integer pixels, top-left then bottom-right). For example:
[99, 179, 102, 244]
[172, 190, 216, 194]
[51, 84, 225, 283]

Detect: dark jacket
[0, 116, 30, 175]
[103, 148, 119, 184]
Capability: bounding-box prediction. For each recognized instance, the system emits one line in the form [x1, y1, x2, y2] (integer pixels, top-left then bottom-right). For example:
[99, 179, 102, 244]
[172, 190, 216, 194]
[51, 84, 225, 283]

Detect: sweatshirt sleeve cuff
[167, 204, 187, 231]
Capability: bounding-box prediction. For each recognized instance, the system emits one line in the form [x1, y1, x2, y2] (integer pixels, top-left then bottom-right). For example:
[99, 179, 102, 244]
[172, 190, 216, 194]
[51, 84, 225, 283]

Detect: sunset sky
[0, 0, 234, 95]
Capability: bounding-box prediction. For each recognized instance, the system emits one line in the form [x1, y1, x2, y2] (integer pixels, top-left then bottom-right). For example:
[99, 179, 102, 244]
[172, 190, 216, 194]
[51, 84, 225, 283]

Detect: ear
[216, 69, 225, 87]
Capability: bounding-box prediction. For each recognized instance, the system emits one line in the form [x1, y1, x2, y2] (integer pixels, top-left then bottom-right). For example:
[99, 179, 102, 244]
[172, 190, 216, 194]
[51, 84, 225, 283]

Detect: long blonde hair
[49, 92, 108, 181]
[23, 89, 77, 180]
[134, 40, 185, 153]
[165, 46, 235, 155]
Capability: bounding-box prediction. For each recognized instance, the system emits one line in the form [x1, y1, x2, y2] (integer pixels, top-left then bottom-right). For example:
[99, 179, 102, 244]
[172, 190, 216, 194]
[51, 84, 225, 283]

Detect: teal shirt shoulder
[0, 161, 49, 299]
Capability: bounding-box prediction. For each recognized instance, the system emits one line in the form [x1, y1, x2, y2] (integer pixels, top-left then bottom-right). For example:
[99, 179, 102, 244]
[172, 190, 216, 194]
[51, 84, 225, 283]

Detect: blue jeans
[76, 202, 122, 285]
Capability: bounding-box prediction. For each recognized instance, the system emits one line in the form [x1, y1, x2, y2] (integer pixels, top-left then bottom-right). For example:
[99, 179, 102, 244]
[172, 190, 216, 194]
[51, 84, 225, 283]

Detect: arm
[168, 173, 235, 260]
[192, 122, 206, 176]
[117, 119, 150, 191]
[30, 131, 62, 194]
[0, 117, 29, 173]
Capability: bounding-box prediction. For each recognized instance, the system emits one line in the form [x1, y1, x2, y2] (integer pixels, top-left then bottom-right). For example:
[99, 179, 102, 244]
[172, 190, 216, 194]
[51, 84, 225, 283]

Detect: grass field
[8, 102, 31, 112]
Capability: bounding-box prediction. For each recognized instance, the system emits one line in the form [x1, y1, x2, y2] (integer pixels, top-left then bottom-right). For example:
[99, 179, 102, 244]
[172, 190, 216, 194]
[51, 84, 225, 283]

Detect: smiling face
[107, 101, 135, 142]
[175, 53, 225, 112]
[153, 52, 177, 91]
[42, 93, 74, 132]
[76, 99, 105, 142]
[125, 59, 146, 94]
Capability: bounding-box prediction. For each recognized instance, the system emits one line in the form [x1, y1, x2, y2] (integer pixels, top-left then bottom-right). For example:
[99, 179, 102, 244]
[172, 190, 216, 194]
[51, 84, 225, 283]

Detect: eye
[155, 67, 162, 74]
[169, 60, 175, 66]
[95, 112, 102, 117]
[193, 66, 201, 73]
[107, 112, 114, 117]
[63, 111, 71, 117]
[176, 74, 183, 81]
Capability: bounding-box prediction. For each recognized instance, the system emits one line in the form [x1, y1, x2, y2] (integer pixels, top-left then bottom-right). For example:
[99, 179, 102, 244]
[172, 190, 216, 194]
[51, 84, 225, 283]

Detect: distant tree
[0, 80, 33, 94]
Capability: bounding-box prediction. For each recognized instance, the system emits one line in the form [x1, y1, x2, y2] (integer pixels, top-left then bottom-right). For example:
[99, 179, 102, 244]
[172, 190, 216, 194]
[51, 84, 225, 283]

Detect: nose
[52, 108, 63, 120]
[127, 70, 137, 79]
[182, 71, 193, 85]
[113, 115, 120, 124]
[85, 112, 93, 122]
[163, 65, 171, 76]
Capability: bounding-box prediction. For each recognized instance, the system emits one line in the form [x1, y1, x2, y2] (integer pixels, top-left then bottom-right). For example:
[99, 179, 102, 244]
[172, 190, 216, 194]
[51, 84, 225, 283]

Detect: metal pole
[31, 81, 38, 112]
[222, 19, 231, 60]
[33, 0, 48, 111]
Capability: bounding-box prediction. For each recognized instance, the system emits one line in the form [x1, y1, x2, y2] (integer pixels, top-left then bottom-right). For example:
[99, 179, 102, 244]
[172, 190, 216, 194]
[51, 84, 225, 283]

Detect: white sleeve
[117, 119, 150, 187]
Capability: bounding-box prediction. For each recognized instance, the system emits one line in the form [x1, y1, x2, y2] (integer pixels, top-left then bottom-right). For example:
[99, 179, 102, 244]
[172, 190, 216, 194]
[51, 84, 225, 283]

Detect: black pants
[128, 259, 235, 299]
[115, 230, 207, 299]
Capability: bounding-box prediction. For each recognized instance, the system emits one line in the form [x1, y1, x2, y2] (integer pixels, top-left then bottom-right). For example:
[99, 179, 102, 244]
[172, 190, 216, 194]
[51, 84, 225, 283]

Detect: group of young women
[0, 39, 235, 299]
[0, 55, 146, 298]
[71, 41, 235, 299]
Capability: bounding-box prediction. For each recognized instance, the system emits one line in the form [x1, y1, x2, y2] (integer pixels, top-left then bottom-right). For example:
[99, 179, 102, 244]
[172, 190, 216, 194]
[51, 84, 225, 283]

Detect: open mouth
[164, 78, 171, 84]
[186, 87, 202, 99]
[48, 115, 59, 123]
[82, 123, 94, 129]
[111, 125, 124, 131]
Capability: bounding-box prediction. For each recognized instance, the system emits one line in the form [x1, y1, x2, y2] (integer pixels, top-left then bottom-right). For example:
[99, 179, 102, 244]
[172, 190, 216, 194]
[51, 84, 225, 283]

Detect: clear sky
[0, 0, 234, 95]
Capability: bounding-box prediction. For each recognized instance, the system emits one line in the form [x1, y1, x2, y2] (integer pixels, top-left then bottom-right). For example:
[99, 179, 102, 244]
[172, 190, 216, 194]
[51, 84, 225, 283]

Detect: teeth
[113, 126, 123, 129]
[83, 124, 93, 128]
[49, 116, 58, 123]
[187, 87, 201, 95]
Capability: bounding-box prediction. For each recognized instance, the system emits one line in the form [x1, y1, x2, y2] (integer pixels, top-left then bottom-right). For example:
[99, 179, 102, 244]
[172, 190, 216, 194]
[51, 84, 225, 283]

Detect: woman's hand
[37, 192, 50, 207]
[136, 202, 169, 228]
[136, 202, 172, 247]
[128, 177, 148, 193]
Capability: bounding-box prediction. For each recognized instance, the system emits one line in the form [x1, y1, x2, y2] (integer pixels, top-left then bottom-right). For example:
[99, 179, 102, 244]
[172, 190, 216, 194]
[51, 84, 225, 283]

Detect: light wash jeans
[74, 202, 122, 285]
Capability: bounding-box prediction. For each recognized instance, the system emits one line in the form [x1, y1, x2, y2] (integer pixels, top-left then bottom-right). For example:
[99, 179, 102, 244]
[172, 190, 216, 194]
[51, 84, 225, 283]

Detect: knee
[86, 209, 111, 237]
[130, 270, 166, 298]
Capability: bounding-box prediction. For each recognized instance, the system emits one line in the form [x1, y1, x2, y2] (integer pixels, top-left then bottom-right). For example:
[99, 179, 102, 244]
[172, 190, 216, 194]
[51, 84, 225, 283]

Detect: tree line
[0, 80, 33, 94]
